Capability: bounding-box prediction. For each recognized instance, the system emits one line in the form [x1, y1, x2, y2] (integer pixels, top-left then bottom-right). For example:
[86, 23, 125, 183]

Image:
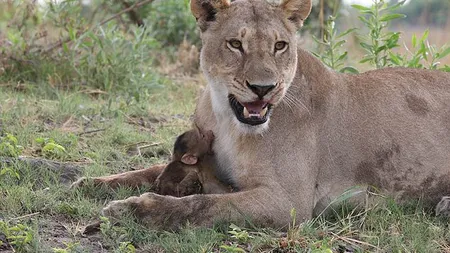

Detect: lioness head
[191, 0, 311, 133]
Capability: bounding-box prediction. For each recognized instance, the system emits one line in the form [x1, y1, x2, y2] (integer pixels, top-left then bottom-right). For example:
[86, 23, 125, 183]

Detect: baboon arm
[178, 171, 200, 187]
[71, 164, 166, 189]
[177, 171, 202, 196]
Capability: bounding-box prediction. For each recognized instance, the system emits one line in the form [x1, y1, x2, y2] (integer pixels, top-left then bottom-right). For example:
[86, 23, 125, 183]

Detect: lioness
[77, 0, 450, 230]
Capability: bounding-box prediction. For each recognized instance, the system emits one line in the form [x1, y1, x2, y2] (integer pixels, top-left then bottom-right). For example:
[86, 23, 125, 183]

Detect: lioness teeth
[243, 107, 250, 118]
[261, 107, 268, 117]
[243, 106, 268, 118]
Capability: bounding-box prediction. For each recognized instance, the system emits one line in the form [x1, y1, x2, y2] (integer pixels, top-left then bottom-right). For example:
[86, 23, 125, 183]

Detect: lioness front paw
[102, 197, 139, 219]
[101, 193, 193, 229]
[436, 196, 450, 216]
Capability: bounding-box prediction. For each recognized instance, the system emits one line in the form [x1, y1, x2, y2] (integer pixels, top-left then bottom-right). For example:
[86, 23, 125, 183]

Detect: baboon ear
[190, 0, 231, 31]
[181, 154, 198, 165]
[281, 0, 312, 29]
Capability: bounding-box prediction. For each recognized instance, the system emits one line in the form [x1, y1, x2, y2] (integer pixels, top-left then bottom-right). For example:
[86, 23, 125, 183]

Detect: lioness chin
[82, 0, 450, 230]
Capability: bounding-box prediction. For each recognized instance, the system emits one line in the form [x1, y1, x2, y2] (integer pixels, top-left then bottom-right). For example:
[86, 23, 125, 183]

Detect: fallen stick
[9, 212, 40, 221]
[78, 128, 107, 136]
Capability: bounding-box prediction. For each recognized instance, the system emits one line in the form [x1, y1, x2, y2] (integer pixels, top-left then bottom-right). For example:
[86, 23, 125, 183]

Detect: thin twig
[8, 212, 40, 221]
[61, 116, 74, 129]
[78, 128, 106, 136]
[137, 143, 161, 155]
[124, 141, 157, 148]
[330, 232, 380, 251]
[44, 30, 84, 53]
[79, 89, 108, 95]
[98, 0, 154, 26]
[138, 143, 161, 150]
[119, 0, 145, 27]
[125, 142, 160, 156]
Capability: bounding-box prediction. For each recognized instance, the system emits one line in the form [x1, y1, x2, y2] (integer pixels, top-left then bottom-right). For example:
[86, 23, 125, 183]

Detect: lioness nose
[246, 82, 276, 99]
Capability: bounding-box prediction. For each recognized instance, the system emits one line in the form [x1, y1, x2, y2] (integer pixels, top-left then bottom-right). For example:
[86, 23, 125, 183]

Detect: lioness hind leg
[435, 196, 450, 216]
[71, 164, 166, 189]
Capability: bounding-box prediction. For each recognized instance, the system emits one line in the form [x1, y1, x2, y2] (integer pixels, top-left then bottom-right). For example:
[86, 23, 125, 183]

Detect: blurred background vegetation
[0, 0, 449, 98]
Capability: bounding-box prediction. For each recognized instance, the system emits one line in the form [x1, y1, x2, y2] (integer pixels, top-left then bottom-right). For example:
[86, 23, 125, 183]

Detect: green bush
[0, 133, 23, 157]
[0, 0, 166, 102]
[0, 221, 34, 252]
[66, 24, 162, 96]
[314, 0, 450, 72]
[144, 0, 199, 47]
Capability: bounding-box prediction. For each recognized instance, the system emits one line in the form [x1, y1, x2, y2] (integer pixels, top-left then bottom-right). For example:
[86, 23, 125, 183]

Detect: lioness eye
[228, 39, 242, 49]
[275, 41, 287, 51]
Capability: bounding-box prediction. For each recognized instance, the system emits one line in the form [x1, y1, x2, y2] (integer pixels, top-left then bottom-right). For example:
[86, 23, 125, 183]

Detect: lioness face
[192, 0, 311, 134]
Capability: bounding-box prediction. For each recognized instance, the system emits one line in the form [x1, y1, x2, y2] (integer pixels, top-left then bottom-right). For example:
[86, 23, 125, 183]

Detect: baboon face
[155, 127, 214, 197]
[172, 128, 214, 165]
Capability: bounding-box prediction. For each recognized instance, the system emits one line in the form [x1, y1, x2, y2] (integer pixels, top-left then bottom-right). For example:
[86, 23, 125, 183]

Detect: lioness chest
[212, 101, 319, 198]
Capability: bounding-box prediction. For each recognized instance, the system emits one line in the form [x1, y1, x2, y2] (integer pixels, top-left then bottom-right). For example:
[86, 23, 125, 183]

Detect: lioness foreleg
[71, 164, 166, 189]
[101, 185, 309, 230]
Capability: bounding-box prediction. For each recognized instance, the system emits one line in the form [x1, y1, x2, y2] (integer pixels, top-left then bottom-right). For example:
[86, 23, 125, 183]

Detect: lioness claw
[436, 196, 450, 216]
[70, 176, 88, 189]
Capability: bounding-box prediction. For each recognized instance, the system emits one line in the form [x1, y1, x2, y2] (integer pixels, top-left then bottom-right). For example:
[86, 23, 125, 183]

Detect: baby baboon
[155, 126, 231, 197]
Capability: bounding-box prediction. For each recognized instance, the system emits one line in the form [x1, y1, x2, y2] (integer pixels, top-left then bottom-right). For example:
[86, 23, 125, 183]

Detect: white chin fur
[233, 117, 270, 135]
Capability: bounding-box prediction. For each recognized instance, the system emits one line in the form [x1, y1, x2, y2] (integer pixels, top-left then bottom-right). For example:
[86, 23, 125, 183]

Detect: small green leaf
[359, 42, 372, 51]
[360, 57, 373, 64]
[229, 223, 241, 231]
[332, 40, 346, 50]
[380, 13, 406, 22]
[62, 42, 69, 53]
[351, 4, 372, 11]
[35, 137, 46, 144]
[389, 0, 407, 10]
[340, 66, 359, 74]
[411, 34, 417, 48]
[311, 52, 321, 58]
[357, 16, 370, 25]
[421, 30, 430, 41]
[437, 46, 450, 60]
[337, 51, 348, 62]
[389, 52, 402, 65]
[219, 245, 246, 253]
[440, 65, 450, 72]
[336, 28, 357, 39]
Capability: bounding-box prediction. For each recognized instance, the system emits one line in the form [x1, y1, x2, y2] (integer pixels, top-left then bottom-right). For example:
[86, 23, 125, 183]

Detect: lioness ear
[181, 154, 198, 165]
[190, 0, 231, 31]
[281, 0, 312, 29]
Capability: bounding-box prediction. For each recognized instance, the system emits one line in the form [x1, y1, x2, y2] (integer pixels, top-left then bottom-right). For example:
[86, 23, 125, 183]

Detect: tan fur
[83, 0, 450, 230]
[70, 164, 165, 189]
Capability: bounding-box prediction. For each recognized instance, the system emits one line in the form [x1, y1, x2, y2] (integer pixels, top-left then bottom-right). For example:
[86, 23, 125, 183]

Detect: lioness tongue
[242, 101, 268, 118]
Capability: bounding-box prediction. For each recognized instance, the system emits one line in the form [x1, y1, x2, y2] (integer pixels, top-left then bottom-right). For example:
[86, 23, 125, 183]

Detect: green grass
[1, 77, 450, 253]
[1, 0, 450, 251]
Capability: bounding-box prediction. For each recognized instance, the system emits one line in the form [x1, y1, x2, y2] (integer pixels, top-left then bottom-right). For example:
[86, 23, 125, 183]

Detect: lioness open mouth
[228, 94, 273, 126]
